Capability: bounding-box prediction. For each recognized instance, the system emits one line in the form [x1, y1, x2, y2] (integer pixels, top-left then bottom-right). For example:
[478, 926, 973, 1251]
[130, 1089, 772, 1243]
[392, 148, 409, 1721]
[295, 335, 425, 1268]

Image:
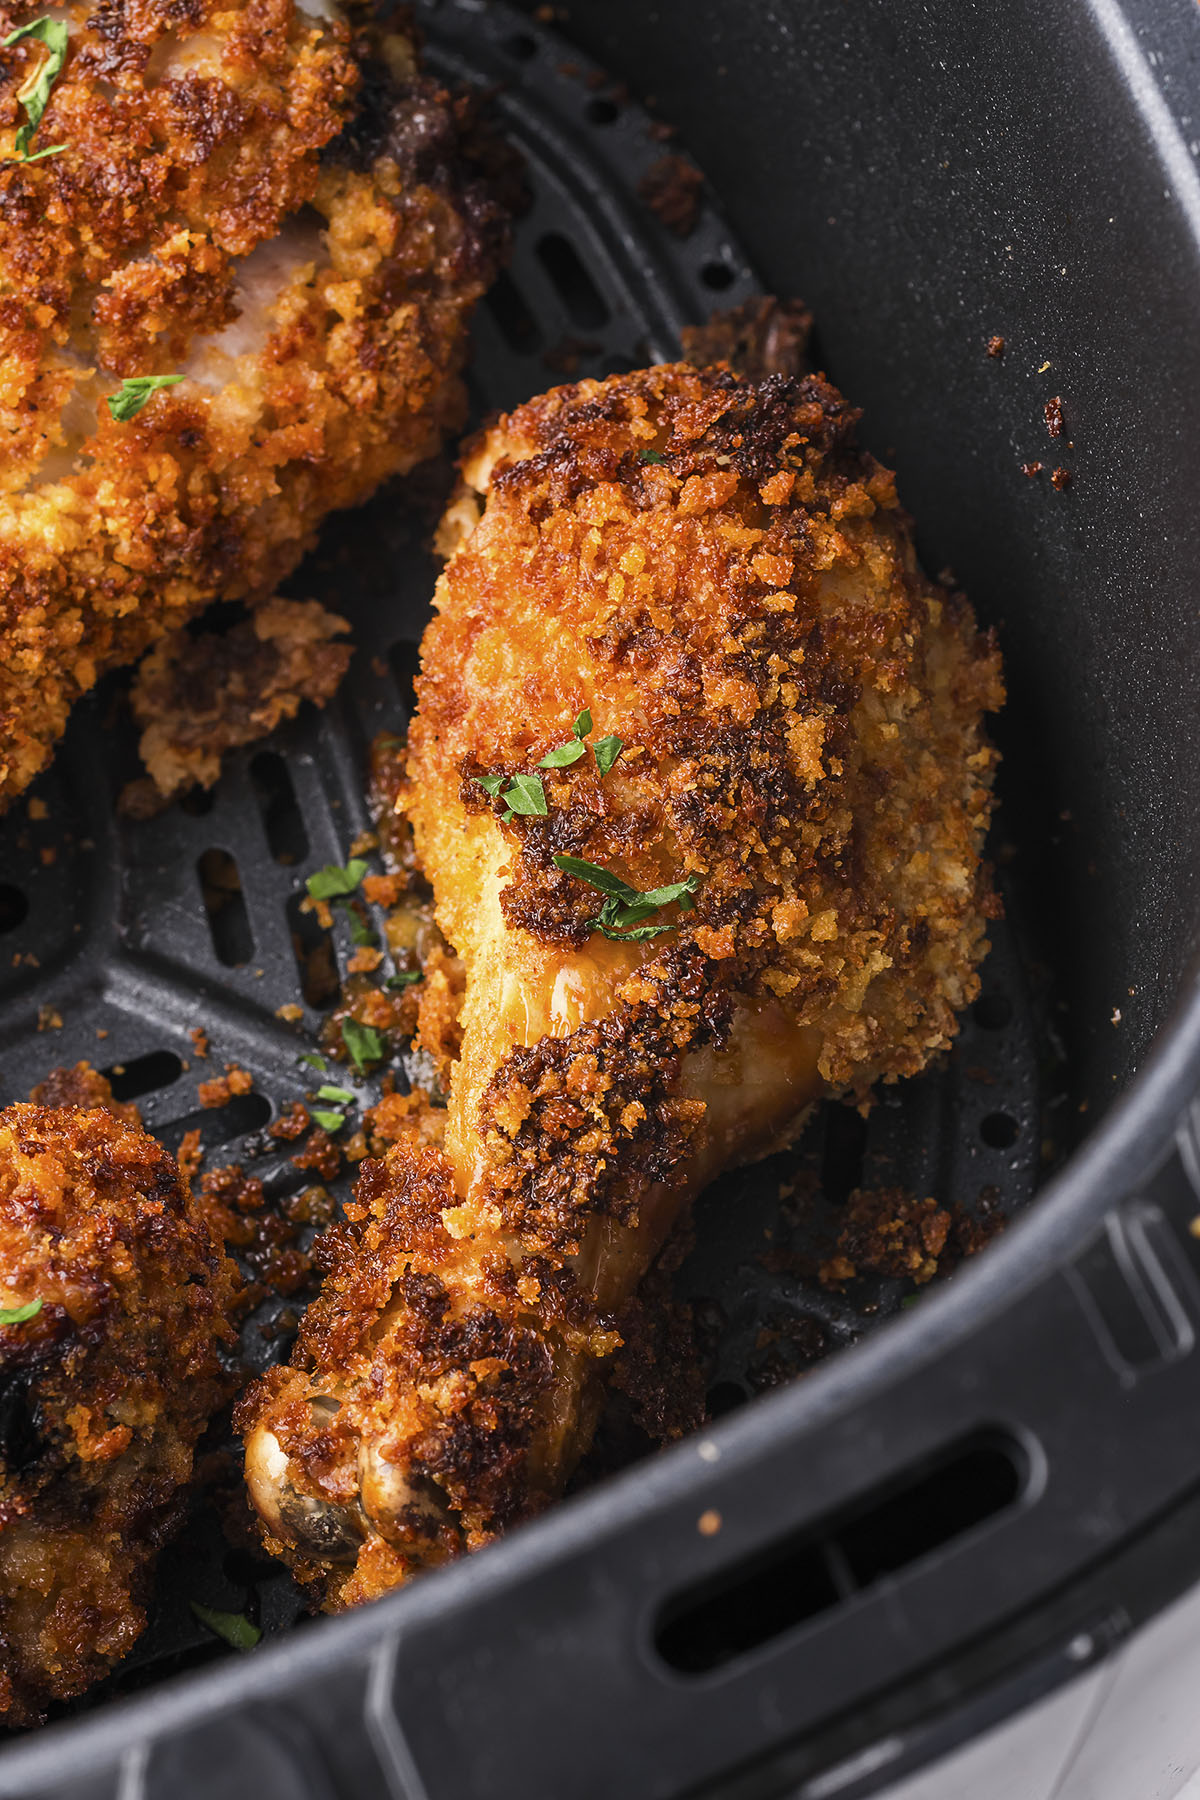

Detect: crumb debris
[638, 153, 705, 236]
[986, 335, 1005, 358]
[197, 1065, 254, 1108]
[123, 600, 352, 811]
[1044, 395, 1065, 438]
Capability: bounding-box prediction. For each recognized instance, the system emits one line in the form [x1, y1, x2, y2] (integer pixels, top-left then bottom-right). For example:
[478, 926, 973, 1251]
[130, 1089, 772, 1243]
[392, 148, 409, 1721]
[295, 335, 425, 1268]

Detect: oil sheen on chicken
[238, 362, 1005, 1608]
[0, 0, 513, 805]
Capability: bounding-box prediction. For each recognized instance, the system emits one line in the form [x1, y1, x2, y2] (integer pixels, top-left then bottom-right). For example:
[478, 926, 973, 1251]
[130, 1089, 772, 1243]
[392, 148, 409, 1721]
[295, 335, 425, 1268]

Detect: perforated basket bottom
[0, 0, 1044, 1717]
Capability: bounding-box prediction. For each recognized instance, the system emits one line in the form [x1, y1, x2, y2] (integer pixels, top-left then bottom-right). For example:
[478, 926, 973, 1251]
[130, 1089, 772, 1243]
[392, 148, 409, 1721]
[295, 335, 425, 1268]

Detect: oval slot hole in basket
[106, 1049, 183, 1102]
[536, 232, 610, 329]
[654, 1431, 1026, 1674]
[250, 751, 309, 867]
[197, 849, 253, 968]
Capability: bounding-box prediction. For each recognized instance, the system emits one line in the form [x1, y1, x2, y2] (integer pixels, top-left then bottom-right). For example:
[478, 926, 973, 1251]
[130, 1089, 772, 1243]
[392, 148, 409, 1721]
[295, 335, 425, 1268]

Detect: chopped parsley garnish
[475, 773, 506, 797]
[306, 859, 368, 901]
[189, 1602, 261, 1652]
[499, 772, 547, 821]
[539, 738, 586, 769]
[3, 16, 67, 163]
[311, 1109, 346, 1134]
[639, 448, 665, 464]
[298, 1052, 326, 1072]
[386, 969, 422, 988]
[539, 708, 592, 769]
[317, 1085, 355, 1105]
[338, 902, 377, 947]
[106, 373, 184, 423]
[0, 1298, 42, 1326]
[552, 854, 698, 940]
[341, 1016, 384, 1073]
[593, 734, 623, 775]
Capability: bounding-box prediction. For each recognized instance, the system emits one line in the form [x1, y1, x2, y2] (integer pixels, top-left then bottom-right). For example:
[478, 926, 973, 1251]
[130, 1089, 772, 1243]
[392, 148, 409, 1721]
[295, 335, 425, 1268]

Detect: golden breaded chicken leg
[239, 362, 1003, 1607]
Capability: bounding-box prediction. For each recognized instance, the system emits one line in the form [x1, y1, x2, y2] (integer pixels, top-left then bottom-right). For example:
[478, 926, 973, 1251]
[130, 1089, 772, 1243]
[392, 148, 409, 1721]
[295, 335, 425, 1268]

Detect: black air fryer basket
[5, 1, 1200, 1795]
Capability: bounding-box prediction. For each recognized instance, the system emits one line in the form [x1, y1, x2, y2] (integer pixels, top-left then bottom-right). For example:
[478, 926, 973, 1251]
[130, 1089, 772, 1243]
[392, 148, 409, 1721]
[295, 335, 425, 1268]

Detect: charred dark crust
[236, 1142, 591, 1597]
[479, 941, 733, 1253]
[329, 53, 525, 287]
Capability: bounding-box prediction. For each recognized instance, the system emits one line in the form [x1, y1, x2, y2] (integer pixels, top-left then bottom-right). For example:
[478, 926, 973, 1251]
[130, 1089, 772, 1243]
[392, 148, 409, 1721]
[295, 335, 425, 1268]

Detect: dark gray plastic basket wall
[5, 1, 1200, 1797]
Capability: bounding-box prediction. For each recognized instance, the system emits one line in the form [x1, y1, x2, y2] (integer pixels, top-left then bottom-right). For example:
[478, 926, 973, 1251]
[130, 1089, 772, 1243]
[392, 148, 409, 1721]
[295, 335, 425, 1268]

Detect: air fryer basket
[5, 1, 1200, 1796]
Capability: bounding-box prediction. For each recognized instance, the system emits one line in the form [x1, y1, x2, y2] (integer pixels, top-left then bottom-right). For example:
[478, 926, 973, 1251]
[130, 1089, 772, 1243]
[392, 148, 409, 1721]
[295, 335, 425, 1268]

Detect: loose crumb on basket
[638, 153, 705, 236]
[197, 1065, 254, 1109]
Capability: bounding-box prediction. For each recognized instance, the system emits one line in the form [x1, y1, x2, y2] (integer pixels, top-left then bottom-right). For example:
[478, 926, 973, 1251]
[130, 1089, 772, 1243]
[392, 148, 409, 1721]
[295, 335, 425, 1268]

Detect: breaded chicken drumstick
[239, 362, 1004, 1607]
[0, 1096, 237, 1722]
[0, 0, 513, 805]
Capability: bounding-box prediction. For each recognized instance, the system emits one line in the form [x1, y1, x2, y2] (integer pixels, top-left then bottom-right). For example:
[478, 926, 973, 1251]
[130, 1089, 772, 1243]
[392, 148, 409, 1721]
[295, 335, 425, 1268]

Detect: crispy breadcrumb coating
[0, 1105, 238, 1723]
[0, 0, 515, 805]
[239, 362, 1003, 1608]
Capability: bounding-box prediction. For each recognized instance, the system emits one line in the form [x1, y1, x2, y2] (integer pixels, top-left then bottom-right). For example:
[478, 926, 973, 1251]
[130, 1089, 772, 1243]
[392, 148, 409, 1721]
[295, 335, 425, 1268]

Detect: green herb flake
[639, 448, 665, 464]
[189, 1601, 261, 1653]
[106, 373, 184, 424]
[311, 1109, 346, 1134]
[337, 901, 377, 948]
[475, 773, 506, 797]
[552, 854, 698, 941]
[500, 772, 548, 818]
[573, 708, 592, 739]
[317, 1084, 356, 1105]
[593, 734, 623, 776]
[3, 16, 67, 162]
[341, 1016, 384, 1074]
[386, 970, 422, 989]
[305, 859, 368, 901]
[538, 737, 587, 769]
[298, 1052, 326, 1072]
[0, 1298, 42, 1326]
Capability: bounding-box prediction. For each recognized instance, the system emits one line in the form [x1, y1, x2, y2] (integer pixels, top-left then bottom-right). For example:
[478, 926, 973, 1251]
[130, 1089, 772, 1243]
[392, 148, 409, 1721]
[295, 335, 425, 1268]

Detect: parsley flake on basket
[0, 1297, 42, 1326]
[341, 1016, 384, 1073]
[552, 854, 698, 941]
[3, 16, 67, 163]
[310, 1108, 346, 1134]
[386, 969, 422, 989]
[189, 1601, 261, 1652]
[106, 373, 184, 423]
[305, 859, 368, 901]
[317, 1084, 355, 1105]
[338, 902, 377, 948]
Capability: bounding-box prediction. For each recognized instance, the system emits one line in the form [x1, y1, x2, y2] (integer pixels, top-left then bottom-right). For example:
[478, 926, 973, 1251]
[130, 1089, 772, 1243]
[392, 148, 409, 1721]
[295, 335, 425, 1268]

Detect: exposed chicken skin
[239, 362, 1004, 1607]
[0, 0, 514, 806]
[0, 1101, 238, 1723]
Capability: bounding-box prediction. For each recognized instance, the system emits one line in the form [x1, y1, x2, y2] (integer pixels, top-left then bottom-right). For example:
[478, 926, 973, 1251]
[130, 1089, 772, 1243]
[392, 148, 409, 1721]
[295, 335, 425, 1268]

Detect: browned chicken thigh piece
[0, 1104, 238, 1723]
[239, 361, 1004, 1608]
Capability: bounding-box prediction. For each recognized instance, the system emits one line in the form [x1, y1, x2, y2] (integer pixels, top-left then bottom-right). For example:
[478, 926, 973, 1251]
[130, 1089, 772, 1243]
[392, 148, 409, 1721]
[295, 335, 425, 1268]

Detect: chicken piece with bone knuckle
[0, 1104, 238, 1723]
[0, 0, 515, 806]
[239, 361, 1004, 1607]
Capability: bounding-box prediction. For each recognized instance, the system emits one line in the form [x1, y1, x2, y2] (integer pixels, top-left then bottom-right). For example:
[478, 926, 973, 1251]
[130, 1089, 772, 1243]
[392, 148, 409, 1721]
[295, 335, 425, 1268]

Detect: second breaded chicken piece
[0, 0, 515, 805]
